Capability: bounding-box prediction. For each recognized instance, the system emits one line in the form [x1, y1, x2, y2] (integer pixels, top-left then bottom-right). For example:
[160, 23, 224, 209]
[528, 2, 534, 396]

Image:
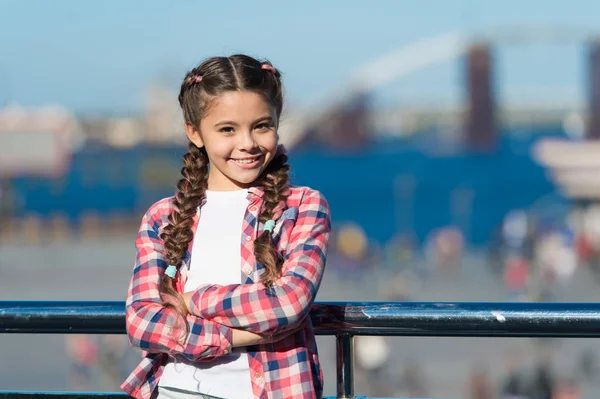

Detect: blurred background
[3, 0, 600, 398]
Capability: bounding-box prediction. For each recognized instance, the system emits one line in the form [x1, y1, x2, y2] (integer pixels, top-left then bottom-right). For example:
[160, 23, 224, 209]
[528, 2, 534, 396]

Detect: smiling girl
[122, 54, 331, 399]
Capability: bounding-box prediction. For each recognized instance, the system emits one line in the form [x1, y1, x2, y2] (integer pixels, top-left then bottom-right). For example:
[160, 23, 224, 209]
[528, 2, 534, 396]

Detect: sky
[1, 0, 600, 113]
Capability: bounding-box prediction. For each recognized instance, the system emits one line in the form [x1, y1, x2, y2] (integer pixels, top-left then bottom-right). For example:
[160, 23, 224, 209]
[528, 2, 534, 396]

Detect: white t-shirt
[159, 189, 254, 399]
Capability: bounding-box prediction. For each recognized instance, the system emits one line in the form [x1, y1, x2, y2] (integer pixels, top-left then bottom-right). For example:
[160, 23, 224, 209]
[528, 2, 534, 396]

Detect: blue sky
[1, 0, 600, 113]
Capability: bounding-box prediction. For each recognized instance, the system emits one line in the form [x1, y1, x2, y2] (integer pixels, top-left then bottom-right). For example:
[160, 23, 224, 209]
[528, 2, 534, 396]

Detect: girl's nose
[238, 131, 257, 150]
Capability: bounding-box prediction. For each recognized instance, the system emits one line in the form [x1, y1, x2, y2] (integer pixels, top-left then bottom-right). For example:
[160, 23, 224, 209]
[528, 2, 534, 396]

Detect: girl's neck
[207, 174, 256, 192]
[206, 177, 259, 192]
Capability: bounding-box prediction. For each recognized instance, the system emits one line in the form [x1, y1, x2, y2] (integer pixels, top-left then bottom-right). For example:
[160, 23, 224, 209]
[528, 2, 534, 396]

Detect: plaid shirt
[121, 185, 331, 399]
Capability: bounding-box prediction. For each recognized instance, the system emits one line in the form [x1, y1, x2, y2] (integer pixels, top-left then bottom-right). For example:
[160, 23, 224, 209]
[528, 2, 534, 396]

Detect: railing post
[336, 333, 354, 399]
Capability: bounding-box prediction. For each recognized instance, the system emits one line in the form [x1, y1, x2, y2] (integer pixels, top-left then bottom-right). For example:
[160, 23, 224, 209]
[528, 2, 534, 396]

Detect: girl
[122, 54, 331, 399]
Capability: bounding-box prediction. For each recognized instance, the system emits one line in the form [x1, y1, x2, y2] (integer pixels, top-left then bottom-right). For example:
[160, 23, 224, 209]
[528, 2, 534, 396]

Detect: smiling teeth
[234, 159, 256, 164]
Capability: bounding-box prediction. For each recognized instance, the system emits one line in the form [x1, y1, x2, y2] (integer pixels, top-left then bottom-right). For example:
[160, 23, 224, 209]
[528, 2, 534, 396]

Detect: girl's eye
[255, 123, 271, 131]
[219, 127, 235, 134]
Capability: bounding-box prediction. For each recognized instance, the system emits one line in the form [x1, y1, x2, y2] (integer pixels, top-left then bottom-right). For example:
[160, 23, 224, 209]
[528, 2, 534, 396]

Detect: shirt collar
[248, 185, 265, 198]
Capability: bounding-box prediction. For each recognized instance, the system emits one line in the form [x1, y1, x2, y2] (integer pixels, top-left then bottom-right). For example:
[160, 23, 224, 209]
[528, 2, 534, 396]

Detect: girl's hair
[159, 55, 290, 323]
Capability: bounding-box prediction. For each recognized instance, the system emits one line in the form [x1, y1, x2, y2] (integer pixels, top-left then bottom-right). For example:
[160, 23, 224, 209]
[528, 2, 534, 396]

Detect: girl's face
[186, 91, 279, 191]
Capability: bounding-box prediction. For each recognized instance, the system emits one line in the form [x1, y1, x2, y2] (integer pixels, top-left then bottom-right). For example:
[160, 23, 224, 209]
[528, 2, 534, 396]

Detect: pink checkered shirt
[121, 185, 331, 399]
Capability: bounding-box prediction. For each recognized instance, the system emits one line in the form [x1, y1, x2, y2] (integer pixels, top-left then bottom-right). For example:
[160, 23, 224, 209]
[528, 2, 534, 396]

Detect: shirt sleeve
[188, 189, 331, 334]
[125, 203, 233, 361]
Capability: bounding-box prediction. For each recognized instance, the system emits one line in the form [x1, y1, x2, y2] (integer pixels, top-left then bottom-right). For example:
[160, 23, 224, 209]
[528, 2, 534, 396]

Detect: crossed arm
[125, 190, 330, 359]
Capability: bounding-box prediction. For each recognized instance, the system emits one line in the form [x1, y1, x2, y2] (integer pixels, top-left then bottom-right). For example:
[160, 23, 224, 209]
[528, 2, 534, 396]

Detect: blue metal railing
[2, 301, 600, 399]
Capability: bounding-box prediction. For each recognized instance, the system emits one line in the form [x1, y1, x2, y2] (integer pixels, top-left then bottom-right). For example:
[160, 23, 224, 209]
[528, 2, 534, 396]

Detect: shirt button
[250, 206, 257, 211]
[244, 267, 253, 275]
[246, 235, 252, 241]
[254, 371, 261, 378]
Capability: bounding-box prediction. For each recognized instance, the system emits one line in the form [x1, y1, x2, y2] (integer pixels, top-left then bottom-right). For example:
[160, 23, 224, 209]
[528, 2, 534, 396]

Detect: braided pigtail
[254, 152, 291, 287]
[159, 142, 209, 329]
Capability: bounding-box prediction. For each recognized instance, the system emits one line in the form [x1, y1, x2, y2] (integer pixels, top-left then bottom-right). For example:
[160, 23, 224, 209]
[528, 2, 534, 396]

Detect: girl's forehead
[205, 91, 275, 120]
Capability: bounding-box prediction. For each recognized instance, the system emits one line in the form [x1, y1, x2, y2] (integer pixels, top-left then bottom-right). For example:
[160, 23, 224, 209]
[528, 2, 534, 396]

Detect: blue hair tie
[264, 220, 276, 233]
[165, 265, 178, 278]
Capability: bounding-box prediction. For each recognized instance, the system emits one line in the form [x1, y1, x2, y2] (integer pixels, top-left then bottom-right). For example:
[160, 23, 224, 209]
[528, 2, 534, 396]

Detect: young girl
[121, 54, 331, 399]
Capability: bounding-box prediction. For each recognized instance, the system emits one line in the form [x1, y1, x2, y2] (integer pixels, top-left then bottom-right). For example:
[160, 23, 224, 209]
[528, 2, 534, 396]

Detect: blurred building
[4, 33, 600, 249]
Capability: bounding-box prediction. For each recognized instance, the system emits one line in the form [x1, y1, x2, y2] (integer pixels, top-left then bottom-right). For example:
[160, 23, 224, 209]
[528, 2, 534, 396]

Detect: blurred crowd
[321, 202, 600, 398]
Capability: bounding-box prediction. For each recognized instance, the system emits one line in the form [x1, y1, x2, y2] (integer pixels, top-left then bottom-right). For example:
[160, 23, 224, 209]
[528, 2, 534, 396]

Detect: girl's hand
[233, 319, 309, 347]
[181, 291, 194, 314]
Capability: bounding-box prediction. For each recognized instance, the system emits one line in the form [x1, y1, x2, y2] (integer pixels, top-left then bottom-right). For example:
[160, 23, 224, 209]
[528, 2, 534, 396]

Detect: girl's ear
[185, 123, 204, 148]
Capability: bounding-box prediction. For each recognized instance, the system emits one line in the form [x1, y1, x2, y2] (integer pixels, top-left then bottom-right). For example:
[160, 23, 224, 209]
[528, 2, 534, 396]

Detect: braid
[254, 153, 291, 287]
[159, 142, 209, 323]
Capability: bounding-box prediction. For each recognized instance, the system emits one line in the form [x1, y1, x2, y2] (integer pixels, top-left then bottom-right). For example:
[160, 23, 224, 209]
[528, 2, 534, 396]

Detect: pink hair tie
[261, 64, 276, 73]
[186, 75, 203, 84]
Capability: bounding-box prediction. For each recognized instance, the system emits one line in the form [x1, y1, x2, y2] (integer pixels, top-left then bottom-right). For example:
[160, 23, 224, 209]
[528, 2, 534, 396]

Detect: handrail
[2, 301, 600, 337]
[2, 300, 600, 399]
